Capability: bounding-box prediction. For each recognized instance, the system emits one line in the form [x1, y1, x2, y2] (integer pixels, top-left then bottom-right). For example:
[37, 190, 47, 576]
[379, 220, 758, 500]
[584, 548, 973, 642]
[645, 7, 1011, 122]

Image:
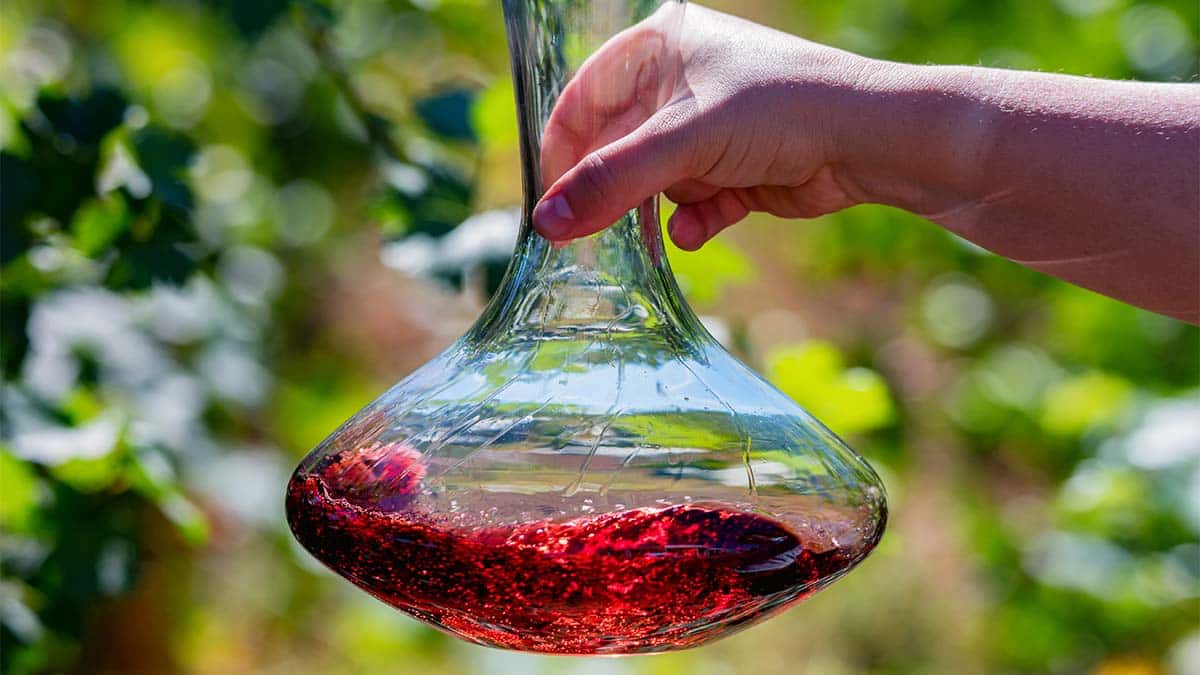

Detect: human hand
[531, 3, 1199, 323]
[533, 4, 872, 250]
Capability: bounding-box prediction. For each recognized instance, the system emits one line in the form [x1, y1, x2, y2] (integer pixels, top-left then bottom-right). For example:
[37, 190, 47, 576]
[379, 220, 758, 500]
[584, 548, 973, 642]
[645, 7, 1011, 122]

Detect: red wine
[286, 444, 863, 654]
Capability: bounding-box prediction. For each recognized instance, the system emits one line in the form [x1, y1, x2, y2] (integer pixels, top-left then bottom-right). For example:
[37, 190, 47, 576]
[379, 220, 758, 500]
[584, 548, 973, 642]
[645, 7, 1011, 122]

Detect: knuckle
[577, 151, 619, 195]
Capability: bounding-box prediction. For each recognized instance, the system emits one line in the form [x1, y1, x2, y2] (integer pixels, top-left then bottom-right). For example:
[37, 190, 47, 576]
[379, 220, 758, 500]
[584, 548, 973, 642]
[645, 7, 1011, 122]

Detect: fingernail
[533, 193, 575, 239]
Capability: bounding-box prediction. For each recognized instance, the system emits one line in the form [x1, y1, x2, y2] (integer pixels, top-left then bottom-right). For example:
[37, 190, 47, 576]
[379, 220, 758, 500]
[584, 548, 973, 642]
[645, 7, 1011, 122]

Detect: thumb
[532, 108, 695, 242]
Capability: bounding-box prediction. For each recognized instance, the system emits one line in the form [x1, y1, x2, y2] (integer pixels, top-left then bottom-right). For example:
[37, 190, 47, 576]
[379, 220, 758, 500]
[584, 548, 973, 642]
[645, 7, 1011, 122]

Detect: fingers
[534, 4, 690, 242]
[664, 179, 721, 204]
[540, 14, 684, 190]
[533, 105, 697, 242]
[667, 189, 750, 250]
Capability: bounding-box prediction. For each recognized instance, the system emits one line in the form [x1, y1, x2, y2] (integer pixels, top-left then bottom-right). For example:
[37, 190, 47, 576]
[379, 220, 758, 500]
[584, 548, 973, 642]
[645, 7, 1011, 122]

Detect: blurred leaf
[130, 127, 196, 212]
[125, 449, 209, 546]
[49, 454, 125, 494]
[156, 494, 210, 546]
[921, 273, 995, 350]
[213, 0, 292, 39]
[374, 162, 473, 239]
[0, 295, 32, 378]
[471, 79, 519, 148]
[1054, 464, 1184, 548]
[1048, 285, 1198, 386]
[296, 0, 337, 30]
[70, 197, 131, 257]
[0, 448, 41, 532]
[415, 89, 477, 141]
[270, 377, 379, 456]
[112, 6, 213, 88]
[104, 241, 197, 290]
[330, 602, 443, 666]
[663, 212, 754, 306]
[805, 204, 964, 279]
[947, 371, 1014, 436]
[1041, 372, 1134, 437]
[767, 341, 896, 435]
[0, 153, 39, 258]
[4, 91, 121, 228]
[990, 597, 1083, 670]
[35, 88, 127, 148]
[59, 389, 107, 426]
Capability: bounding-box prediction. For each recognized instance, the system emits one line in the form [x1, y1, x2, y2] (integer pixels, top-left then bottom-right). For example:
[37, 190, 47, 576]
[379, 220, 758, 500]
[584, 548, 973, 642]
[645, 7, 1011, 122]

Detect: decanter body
[286, 0, 887, 655]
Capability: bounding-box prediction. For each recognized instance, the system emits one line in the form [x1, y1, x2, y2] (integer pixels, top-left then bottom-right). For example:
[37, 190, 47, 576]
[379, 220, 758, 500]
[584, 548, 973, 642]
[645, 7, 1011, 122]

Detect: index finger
[539, 3, 688, 190]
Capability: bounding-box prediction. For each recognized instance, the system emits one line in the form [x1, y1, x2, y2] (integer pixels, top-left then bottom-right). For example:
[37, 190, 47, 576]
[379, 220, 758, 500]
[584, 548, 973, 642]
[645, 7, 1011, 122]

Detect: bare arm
[533, 5, 1200, 323]
[839, 64, 1200, 322]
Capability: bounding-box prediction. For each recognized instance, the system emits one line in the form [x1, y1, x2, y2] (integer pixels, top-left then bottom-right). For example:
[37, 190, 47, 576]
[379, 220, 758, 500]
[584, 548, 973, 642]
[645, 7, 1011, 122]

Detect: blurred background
[1, 0, 1197, 673]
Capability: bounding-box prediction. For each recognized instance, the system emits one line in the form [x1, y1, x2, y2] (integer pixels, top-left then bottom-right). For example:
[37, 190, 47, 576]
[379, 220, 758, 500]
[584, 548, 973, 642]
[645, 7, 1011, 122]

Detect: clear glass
[286, 0, 886, 655]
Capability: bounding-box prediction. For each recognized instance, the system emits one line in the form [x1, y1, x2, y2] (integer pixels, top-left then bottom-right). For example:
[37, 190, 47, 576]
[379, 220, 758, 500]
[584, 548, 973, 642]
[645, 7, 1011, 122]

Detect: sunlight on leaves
[1040, 372, 1134, 436]
[767, 341, 895, 436]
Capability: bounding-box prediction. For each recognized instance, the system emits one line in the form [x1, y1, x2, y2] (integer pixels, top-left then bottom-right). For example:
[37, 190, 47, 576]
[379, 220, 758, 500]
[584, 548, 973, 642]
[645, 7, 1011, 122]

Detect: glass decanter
[287, 0, 886, 655]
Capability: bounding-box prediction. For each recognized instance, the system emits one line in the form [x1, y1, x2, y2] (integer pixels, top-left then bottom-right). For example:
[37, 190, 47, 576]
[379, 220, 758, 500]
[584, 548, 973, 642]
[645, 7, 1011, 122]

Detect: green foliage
[372, 162, 475, 240]
[471, 79, 520, 150]
[0, 0, 1197, 673]
[766, 341, 895, 436]
[0, 447, 40, 532]
[1040, 372, 1134, 437]
[664, 231, 755, 307]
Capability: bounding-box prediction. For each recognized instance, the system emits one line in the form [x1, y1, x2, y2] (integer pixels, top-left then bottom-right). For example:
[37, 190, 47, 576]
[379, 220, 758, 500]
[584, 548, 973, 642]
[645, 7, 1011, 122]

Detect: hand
[531, 4, 1199, 323]
[533, 4, 870, 250]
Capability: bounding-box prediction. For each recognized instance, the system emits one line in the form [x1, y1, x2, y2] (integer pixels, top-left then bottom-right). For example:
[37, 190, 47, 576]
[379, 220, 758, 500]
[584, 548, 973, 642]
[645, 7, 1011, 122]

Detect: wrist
[827, 58, 992, 216]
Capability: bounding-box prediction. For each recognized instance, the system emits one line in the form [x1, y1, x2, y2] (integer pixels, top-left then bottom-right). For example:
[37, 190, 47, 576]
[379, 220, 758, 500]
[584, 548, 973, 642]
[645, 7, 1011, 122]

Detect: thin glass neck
[471, 0, 701, 346]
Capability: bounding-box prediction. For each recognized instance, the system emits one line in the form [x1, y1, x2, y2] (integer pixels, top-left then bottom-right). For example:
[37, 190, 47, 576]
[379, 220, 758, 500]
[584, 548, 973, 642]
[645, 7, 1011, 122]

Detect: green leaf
[296, 0, 337, 30]
[375, 162, 473, 240]
[1040, 372, 1134, 437]
[0, 295, 32, 378]
[662, 217, 754, 306]
[157, 493, 210, 546]
[35, 88, 127, 148]
[223, 0, 292, 39]
[104, 236, 197, 290]
[49, 451, 125, 494]
[125, 449, 209, 546]
[0, 153, 39, 258]
[767, 341, 896, 436]
[471, 79, 519, 149]
[131, 126, 196, 211]
[70, 196, 131, 257]
[0, 447, 41, 532]
[416, 89, 477, 142]
[269, 377, 380, 456]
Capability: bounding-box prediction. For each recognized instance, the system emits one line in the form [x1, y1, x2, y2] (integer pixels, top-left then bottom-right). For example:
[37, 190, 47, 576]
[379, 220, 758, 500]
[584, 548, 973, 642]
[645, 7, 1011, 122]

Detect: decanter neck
[469, 0, 702, 346]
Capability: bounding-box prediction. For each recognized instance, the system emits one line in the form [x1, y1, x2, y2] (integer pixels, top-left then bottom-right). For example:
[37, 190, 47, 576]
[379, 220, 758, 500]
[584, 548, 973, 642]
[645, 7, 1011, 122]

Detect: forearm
[833, 60, 1200, 322]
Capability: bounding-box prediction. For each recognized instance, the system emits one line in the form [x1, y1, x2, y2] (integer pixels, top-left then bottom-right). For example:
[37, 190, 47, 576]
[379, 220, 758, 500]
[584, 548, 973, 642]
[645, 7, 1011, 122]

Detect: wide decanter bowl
[286, 0, 887, 655]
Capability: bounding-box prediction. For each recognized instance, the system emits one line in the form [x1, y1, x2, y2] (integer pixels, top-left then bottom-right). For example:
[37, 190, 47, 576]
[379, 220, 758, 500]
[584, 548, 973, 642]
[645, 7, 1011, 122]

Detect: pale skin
[532, 5, 1200, 324]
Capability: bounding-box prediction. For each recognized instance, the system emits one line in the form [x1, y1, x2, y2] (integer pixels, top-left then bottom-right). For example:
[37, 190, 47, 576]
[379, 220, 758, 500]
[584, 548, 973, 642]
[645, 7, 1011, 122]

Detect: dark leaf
[0, 153, 38, 262]
[104, 238, 198, 290]
[0, 295, 31, 378]
[377, 162, 473, 239]
[415, 88, 478, 142]
[131, 127, 196, 212]
[103, 203, 199, 290]
[8, 114, 99, 226]
[296, 0, 337, 30]
[225, 0, 293, 39]
[35, 87, 127, 148]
